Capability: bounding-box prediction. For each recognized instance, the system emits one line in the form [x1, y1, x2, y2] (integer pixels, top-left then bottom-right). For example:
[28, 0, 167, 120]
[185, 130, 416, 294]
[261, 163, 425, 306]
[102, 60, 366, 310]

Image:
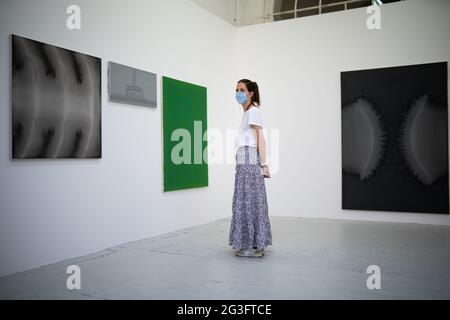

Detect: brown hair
[237, 79, 260, 107]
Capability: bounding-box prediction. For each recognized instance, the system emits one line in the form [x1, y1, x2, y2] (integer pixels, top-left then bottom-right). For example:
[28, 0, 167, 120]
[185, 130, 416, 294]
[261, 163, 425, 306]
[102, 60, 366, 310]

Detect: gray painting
[12, 34, 102, 159]
[108, 62, 157, 107]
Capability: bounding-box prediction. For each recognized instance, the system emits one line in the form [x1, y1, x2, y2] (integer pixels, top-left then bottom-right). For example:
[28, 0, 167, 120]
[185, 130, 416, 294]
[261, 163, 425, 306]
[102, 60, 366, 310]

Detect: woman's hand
[262, 165, 271, 178]
[251, 124, 270, 178]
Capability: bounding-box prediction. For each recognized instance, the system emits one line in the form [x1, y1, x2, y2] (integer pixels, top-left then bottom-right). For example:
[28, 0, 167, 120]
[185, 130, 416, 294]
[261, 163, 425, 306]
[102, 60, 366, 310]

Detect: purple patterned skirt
[229, 146, 272, 251]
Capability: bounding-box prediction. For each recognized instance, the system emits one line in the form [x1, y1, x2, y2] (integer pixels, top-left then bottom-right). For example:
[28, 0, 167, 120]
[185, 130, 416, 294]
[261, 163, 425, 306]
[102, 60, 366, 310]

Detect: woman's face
[236, 82, 253, 101]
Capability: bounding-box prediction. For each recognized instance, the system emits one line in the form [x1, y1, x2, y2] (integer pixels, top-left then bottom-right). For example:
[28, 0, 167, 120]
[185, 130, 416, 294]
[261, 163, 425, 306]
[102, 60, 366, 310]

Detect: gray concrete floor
[0, 216, 449, 300]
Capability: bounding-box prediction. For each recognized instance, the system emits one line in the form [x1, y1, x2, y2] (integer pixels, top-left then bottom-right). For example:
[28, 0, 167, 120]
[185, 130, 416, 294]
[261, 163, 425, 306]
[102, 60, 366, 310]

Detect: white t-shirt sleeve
[248, 107, 264, 128]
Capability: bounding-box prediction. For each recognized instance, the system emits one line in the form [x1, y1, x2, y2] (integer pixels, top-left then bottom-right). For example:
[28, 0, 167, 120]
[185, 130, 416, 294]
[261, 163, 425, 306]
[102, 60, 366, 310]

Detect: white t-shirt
[236, 105, 264, 151]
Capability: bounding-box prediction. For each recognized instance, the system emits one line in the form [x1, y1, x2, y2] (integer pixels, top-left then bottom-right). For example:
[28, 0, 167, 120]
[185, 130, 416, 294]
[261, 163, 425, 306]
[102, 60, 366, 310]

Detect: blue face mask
[235, 91, 248, 104]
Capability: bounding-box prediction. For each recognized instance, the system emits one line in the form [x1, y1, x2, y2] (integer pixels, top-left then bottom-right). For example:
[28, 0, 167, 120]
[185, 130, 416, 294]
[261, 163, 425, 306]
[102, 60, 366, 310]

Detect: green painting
[162, 76, 208, 192]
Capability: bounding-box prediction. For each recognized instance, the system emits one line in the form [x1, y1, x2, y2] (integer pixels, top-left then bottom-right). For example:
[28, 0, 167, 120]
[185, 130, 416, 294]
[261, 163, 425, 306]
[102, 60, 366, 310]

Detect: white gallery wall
[0, 0, 238, 277]
[0, 0, 449, 277]
[190, 0, 237, 25]
[236, 0, 450, 226]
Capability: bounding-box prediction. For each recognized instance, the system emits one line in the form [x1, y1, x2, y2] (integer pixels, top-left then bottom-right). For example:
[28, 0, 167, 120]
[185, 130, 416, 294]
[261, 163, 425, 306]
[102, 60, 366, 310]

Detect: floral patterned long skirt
[229, 146, 272, 251]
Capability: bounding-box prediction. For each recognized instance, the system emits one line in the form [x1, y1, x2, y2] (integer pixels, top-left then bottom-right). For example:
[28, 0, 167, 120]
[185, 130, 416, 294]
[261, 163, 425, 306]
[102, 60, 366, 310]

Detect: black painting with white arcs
[341, 62, 448, 214]
[12, 34, 102, 159]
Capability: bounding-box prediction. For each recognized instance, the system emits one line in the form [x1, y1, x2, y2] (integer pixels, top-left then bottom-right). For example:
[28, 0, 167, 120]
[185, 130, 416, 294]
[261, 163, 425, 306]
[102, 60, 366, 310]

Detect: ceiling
[190, 0, 406, 27]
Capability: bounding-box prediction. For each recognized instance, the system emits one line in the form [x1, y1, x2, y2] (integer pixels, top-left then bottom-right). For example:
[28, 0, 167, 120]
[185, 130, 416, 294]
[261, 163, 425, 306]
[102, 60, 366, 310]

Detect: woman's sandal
[234, 248, 265, 258]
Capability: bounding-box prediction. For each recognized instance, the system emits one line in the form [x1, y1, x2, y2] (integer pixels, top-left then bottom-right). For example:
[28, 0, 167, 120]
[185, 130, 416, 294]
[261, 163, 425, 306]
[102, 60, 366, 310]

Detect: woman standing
[229, 79, 272, 257]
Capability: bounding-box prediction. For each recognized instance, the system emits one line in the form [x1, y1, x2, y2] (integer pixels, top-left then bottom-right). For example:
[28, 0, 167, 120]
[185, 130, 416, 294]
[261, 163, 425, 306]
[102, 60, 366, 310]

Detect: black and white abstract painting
[341, 62, 448, 214]
[108, 62, 157, 107]
[12, 34, 101, 159]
